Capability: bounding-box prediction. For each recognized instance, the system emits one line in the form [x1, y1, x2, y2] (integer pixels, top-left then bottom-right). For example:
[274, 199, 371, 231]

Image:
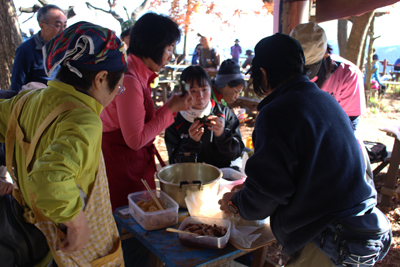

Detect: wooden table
[114, 207, 271, 267]
[164, 65, 184, 80]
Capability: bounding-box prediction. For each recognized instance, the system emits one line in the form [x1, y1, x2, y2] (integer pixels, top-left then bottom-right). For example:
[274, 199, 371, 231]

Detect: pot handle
[179, 180, 202, 189]
[178, 152, 198, 163]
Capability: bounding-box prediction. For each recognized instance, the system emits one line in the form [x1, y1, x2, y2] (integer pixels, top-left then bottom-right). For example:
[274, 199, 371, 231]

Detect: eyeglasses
[234, 87, 243, 95]
[42, 21, 67, 30]
[116, 84, 126, 95]
[226, 86, 243, 96]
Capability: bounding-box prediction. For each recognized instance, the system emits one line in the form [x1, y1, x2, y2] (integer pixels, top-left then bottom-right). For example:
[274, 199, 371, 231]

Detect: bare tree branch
[123, 6, 129, 20]
[38, 0, 48, 6]
[19, 3, 75, 20]
[85, 2, 110, 14]
[21, 12, 37, 24]
[19, 4, 42, 14]
[131, 0, 150, 21]
[85, 2, 123, 24]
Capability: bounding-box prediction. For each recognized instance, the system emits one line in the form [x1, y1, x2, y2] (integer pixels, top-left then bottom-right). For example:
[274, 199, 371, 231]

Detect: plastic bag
[185, 184, 226, 219]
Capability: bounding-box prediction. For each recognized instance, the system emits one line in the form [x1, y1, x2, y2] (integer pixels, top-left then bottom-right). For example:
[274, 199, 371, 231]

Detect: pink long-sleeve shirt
[101, 54, 174, 150]
[320, 55, 366, 117]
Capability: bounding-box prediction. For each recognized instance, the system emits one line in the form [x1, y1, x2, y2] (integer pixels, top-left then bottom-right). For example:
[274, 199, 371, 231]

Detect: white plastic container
[128, 190, 178, 231]
[178, 216, 231, 249]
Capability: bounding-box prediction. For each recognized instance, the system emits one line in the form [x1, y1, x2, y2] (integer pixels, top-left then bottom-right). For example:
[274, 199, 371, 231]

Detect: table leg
[251, 246, 268, 267]
[381, 138, 400, 206]
[148, 251, 165, 267]
[153, 87, 158, 104]
[162, 85, 168, 103]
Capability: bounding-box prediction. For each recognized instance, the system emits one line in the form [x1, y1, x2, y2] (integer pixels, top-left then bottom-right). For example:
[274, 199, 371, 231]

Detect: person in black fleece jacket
[165, 65, 244, 168]
[219, 34, 376, 265]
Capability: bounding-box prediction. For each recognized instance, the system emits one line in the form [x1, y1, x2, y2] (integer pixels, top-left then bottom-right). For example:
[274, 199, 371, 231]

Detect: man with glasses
[10, 5, 67, 92]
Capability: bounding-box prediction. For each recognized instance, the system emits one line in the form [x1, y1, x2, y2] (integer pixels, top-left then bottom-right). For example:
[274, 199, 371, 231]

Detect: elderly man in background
[10, 4, 67, 92]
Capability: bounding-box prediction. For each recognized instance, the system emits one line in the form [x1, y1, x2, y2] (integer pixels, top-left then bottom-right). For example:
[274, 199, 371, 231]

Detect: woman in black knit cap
[212, 59, 246, 105]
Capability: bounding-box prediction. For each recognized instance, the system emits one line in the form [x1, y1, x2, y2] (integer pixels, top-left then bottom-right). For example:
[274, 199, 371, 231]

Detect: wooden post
[280, 0, 310, 35]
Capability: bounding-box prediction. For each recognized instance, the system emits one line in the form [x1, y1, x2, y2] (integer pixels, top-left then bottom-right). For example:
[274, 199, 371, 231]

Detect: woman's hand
[188, 120, 204, 142]
[59, 210, 90, 253]
[206, 115, 224, 137]
[167, 93, 193, 113]
[0, 179, 14, 195]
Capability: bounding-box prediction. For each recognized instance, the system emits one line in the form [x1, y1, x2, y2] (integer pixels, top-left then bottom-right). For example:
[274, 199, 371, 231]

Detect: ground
[154, 86, 400, 266]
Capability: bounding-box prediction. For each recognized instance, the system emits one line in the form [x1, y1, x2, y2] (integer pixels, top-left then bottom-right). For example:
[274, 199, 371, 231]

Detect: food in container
[183, 223, 227, 237]
[234, 108, 247, 123]
[178, 216, 231, 249]
[128, 190, 178, 231]
[136, 198, 166, 212]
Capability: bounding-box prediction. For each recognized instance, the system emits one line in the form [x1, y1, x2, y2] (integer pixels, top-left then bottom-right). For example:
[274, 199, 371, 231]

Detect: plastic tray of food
[128, 190, 178, 231]
[178, 216, 231, 249]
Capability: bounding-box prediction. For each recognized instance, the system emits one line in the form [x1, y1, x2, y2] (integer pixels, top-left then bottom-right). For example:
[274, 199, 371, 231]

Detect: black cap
[252, 33, 304, 74]
[235, 39, 240, 42]
[218, 59, 241, 75]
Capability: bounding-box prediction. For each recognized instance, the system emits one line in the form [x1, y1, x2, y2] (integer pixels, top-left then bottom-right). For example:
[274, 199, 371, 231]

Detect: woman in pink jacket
[100, 13, 192, 211]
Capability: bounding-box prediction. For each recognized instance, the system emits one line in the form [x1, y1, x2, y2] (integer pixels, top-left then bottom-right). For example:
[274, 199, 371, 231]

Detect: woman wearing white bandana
[165, 66, 245, 168]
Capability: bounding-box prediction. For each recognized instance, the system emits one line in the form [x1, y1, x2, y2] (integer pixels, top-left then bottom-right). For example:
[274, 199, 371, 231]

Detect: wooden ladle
[166, 228, 201, 236]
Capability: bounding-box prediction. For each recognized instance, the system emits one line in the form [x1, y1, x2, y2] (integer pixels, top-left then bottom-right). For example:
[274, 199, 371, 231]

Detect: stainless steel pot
[157, 163, 222, 208]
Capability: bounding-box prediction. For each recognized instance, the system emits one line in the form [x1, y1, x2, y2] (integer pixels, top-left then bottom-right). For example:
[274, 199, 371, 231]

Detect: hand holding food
[167, 93, 193, 113]
[188, 120, 205, 142]
[206, 115, 224, 137]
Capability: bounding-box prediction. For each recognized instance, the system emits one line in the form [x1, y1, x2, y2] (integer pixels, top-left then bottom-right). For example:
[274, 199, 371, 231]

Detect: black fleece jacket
[231, 75, 376, 255]
[165, 100, 244, 168]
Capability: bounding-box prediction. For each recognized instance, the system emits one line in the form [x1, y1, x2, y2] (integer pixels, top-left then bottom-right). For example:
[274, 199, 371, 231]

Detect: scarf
[180, 101, 212, 123]
[43, 21, 127, 78]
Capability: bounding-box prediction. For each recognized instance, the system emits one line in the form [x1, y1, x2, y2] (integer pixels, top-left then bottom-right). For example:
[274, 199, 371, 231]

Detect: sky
[13, 0, 400, 60]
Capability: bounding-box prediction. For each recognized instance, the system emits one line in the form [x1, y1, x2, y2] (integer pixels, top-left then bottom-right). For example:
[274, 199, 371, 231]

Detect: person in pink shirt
[100, 13, 192, 212]
[290, 22, 366, 131]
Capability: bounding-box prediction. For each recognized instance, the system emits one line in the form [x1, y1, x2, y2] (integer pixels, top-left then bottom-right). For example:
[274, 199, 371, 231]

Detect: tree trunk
[337, 19, 348, 57]
[345, 11, 375, 70]
[0, 0, 22, 90]
[360, 31, 368, 76]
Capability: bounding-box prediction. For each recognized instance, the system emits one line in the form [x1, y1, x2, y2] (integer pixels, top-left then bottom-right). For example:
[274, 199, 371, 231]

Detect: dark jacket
[231, 75, 376, 255]
[165, 100, 244, 168]
[10, 32, 58, 92]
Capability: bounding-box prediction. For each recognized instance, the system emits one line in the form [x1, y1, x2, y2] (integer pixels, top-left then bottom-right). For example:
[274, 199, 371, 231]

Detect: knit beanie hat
[215, 59, 244, 88]
[121, 20, 135, 33]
